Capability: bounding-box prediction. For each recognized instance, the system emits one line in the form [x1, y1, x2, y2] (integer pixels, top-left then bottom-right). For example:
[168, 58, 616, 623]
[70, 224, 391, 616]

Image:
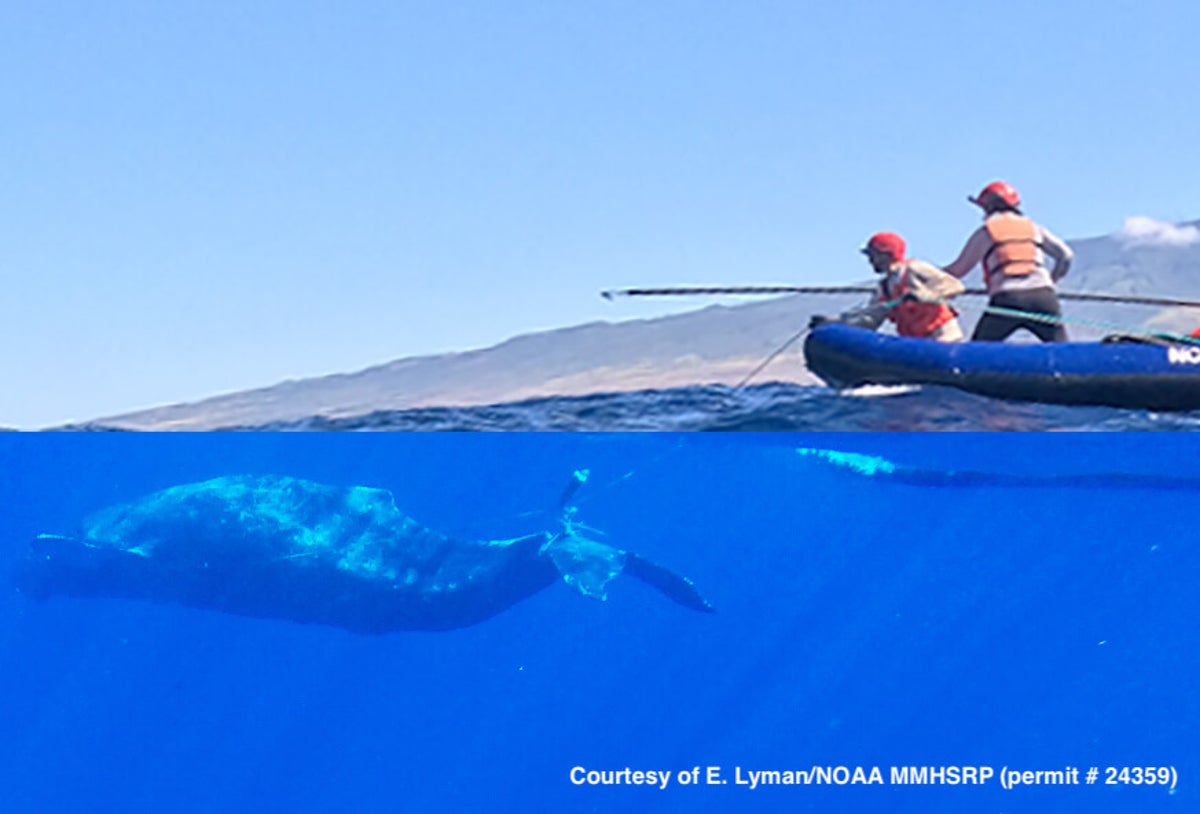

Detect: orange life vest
[982, 215, 1041, 278]
[882, 264, 956, 338]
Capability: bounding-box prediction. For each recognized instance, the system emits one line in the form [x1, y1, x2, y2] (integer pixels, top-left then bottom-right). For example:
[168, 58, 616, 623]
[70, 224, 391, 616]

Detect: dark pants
[972, 287, 1067, 343]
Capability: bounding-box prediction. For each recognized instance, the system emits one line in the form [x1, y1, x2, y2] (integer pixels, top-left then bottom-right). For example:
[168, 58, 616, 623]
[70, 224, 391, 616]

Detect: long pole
[600, 285, 1200, 310]
[601, 285, 875, 299]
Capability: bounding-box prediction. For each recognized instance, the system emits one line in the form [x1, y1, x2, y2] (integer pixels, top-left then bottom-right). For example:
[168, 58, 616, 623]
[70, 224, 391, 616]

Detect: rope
[735, 296, 916, 388]
[1035, 290, 1200, 308]
[982, 305, 1200, 345]
[735, 327, 810, 389]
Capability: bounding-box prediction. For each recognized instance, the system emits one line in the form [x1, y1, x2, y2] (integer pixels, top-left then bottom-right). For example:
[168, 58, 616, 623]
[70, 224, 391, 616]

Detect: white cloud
[1116, 216, 1200, 248]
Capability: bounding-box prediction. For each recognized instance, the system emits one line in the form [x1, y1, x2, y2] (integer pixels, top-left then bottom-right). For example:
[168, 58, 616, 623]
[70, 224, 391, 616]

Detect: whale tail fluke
[622, 552, 715, 614]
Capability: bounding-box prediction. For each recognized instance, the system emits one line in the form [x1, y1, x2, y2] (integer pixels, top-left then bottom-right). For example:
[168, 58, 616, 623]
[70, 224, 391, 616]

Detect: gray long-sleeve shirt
[942, 212, 1074, 295]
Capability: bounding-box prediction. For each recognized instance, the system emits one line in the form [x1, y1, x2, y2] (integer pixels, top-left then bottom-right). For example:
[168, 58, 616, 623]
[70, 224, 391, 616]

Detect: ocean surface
[88, 383, 1200, 431]
[1, 432, 1194, 813]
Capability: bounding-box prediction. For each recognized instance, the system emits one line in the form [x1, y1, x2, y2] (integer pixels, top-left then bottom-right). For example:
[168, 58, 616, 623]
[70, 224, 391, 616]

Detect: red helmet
[969, 180, 1021, 210]
[861, 231, 906, 260]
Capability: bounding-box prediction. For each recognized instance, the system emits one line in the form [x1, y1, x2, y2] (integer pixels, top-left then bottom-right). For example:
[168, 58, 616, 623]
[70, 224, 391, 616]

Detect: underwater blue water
[1, 433, 1196, 813]
[105, 383, 1200, 432]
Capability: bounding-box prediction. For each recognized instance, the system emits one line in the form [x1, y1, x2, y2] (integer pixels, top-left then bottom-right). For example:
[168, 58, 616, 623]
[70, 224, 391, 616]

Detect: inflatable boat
[803, 323, 1200, 411]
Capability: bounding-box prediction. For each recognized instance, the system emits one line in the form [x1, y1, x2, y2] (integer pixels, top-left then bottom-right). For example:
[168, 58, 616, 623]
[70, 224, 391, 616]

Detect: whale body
[795, 447, 1200, 491]
[17, 475, 713, 632]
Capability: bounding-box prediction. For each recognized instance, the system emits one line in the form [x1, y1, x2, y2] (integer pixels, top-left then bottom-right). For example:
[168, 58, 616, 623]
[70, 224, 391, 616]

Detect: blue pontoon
[803, 324, 1200, 411]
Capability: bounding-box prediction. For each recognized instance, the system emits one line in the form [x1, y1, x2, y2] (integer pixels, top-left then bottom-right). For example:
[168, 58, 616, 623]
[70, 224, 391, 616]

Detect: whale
[16, 475, 713, 632]
[795, 447, 1200, 491]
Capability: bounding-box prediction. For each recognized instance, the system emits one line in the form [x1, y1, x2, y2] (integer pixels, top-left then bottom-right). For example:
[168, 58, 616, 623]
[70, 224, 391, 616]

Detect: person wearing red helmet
[815, 231, 965, 341]
[942, 180, 1074, 342]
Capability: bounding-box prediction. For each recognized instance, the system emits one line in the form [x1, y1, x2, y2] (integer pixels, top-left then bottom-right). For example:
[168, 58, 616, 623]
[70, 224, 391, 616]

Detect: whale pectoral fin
[543, 526, 714, 613]
[544, 534, 625, 601]
[622, 552, 715, 614]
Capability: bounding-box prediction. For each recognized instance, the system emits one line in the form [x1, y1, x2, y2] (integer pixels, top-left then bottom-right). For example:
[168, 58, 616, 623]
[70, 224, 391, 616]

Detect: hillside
[86, 218, 1200, 430]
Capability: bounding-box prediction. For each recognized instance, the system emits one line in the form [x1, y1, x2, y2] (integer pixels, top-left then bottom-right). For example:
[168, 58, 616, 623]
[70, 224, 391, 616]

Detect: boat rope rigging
[981, 305, 1200, 346]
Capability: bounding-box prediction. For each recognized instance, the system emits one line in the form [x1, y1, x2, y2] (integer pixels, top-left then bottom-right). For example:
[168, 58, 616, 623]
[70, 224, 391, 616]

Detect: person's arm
[905, 260, 967, 302]
[1037, 224, 1074, 281]
[941, 226, 989, 278]
[838, 286, 888, 330]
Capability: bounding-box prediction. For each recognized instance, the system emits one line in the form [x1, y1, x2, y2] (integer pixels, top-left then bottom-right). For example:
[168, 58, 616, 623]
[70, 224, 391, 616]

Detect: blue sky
[2, 1, 1197, 427]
